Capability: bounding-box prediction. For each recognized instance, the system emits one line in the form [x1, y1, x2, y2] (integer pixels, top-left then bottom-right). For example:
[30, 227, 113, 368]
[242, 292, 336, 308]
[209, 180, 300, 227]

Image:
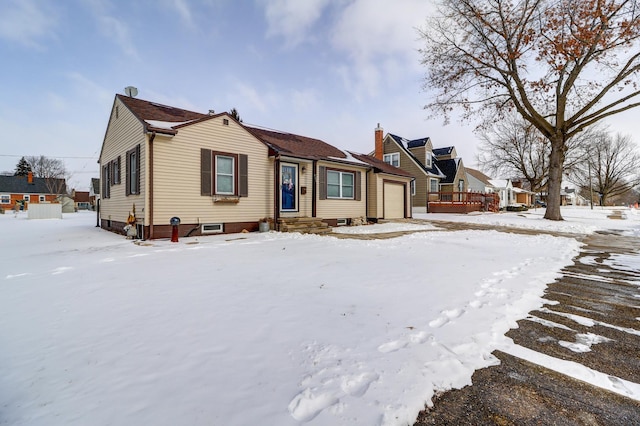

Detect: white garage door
[384, 182, 405, 219]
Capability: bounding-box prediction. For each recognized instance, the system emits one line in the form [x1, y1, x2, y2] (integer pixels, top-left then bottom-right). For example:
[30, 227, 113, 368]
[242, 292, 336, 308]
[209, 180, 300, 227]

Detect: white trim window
[411, 180, 416, 196]
[23, 195, 30, 202]
[425, 153, 432, 168]
[327, 170, 354, 199]
[0, 194, 10, 204]
[39, 195, 45, 202]
[215, 155, 235, 195]
[383, 153, 400, 167]
[429, 178, 439, 193]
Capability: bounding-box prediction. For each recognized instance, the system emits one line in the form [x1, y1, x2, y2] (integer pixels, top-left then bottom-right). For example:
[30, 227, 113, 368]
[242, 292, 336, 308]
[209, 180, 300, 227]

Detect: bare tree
[477, 115, 595, 193]
[420, 0, 640, 220]
[477, 115, 550, 193]
[25, 155, 69, 195]
[572, 132, 640, 205]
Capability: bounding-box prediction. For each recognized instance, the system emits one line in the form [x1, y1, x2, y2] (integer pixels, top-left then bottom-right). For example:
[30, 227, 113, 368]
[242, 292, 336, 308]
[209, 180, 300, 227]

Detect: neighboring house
[90, 177, 100, 205]
[488, 179, 514, 209]
[374, 126, 445, 208]
[72, 190, 92, 210]
[512, 181, 535, 206]
[562, 187, 588, 206]
[432, 146, 468, 198]
[0, 173, 66, 211]
[98, 94, 412, 239]
[465, 168, 495, 193]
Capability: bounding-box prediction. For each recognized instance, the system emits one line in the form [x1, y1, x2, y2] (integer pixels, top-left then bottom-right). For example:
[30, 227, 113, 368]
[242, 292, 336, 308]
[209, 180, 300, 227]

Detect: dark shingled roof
[433, 146, 454, 157]
[117, 94, 208, 123]
[0, 175, 66, 194]
[388, 134, 445, 178]
[406, 137, 430, 148]
[245, 126, 348, 161]
[434, 158, 459, 184]
[348, 152, 413, 178]
[116, 94, 213, 135]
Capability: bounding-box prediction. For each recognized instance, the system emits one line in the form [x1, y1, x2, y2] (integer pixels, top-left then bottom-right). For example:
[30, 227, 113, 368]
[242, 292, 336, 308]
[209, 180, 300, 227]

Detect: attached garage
[383, 181, 406, 219]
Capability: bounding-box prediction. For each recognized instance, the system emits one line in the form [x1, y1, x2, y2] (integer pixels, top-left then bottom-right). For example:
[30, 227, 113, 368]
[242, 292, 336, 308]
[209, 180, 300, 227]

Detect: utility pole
[588, 162, 594, 210]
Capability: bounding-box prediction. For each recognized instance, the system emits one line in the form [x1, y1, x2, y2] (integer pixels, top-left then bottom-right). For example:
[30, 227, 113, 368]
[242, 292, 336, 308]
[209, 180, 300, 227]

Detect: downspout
[312, 160, 317, 218]
[274, 156, 280, 229]
[148, 132, 156, 239]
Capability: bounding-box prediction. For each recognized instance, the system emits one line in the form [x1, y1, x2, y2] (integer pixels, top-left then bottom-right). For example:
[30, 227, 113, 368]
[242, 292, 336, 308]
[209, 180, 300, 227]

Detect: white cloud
[165, 0, 194, 28]
[84, 0, 139, 59]
[261, 0, 333, 47]
[0, 0, 58, 48]
[329, 0, 432, 99]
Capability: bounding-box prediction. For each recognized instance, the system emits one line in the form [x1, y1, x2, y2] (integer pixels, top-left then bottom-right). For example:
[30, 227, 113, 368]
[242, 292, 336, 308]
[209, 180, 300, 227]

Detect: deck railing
[427, 192, 500, 213]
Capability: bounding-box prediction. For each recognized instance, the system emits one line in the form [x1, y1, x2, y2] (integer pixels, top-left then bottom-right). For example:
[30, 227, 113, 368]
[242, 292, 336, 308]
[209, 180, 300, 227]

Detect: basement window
[202, 223, 223, 234]
[336, 218, 348, 226]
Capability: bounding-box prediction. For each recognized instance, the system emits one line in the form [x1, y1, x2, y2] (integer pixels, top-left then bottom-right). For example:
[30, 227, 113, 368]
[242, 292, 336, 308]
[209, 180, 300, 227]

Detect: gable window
[429, 178, 438, 193]
[425, 153, 432, 168]
[126, 145, 140, 195]
[383, 153, 400, 167]
[215, 155, 235, 194]
[327, 170, 354, 199]
[200, 149, 248, 197]
[0, 194, 9, 204]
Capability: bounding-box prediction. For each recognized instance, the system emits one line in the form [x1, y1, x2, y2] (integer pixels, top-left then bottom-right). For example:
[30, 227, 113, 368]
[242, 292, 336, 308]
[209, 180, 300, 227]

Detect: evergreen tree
[14, 157, 32, 176]
[229, 108, 243, 123]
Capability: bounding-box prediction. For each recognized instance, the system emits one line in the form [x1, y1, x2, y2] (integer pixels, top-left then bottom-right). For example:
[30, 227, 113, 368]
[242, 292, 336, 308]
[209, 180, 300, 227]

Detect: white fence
[28, 203, 62, 219]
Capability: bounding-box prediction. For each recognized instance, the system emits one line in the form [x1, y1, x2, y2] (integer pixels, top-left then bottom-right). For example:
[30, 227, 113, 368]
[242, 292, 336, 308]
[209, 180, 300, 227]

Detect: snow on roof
[144, 119, 198, 129]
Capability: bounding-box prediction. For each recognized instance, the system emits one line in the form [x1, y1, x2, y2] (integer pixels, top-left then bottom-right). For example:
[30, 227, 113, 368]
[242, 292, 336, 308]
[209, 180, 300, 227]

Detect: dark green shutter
[319, 166, 326, 200]
[239, 154, 248, 197]
[355, 171, 361, 201]
[201, 149, 212, 196]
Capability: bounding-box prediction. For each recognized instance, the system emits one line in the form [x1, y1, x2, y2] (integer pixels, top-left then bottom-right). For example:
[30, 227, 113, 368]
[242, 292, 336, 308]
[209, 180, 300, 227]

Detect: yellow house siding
[316, 161, 367, 219]
[366, 171, 379, 218]
[99, 97, 146, 224]
[151, 117, 273, 225]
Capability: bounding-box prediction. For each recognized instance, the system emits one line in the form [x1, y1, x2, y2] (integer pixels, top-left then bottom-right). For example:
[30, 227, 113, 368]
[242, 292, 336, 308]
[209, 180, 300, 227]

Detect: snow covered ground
[1, 207, 639, 426]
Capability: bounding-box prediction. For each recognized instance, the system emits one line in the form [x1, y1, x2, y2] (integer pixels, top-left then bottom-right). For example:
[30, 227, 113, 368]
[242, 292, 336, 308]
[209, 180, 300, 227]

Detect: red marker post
[170, 217, 180, 242]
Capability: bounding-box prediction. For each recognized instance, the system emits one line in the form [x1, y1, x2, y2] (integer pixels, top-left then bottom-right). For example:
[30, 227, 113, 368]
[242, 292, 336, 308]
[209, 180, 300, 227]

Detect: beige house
[98, 94, 412, 239]
[374, 127, 445, 208]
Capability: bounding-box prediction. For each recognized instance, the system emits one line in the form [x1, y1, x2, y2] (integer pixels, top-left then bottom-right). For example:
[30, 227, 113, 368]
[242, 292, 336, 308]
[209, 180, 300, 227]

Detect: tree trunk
[544, 138, 565, 220]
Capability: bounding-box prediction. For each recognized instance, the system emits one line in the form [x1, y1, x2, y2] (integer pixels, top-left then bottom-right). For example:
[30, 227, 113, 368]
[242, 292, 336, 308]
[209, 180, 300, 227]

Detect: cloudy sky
[0, 0, 637, 191]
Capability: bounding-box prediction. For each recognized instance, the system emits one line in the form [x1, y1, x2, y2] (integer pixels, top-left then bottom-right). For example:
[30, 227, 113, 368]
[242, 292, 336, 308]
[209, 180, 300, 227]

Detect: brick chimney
[374, 123, 384, 160]
[27, 171, 33, 184]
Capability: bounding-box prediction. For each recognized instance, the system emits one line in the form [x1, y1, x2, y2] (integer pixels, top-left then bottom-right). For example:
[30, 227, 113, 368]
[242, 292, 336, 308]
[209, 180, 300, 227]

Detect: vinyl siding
[99, 98, 146, 224]
[383, 136, 430, 207]
[316, 161, 366, 219]
[366, 171, 379, 218]
[152, 117, 273, 225]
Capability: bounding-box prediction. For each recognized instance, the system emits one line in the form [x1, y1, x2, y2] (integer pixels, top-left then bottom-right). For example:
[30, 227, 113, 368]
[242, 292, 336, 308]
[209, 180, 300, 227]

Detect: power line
[0, 154, 98, 159]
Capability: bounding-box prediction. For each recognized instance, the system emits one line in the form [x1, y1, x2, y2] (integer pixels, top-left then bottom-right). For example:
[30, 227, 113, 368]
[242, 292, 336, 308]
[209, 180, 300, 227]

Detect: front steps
[278, 217, 331, 235]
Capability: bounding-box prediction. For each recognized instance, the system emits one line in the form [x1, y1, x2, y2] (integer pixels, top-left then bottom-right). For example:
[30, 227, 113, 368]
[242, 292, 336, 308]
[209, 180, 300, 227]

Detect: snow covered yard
[0, 208, 637, 425]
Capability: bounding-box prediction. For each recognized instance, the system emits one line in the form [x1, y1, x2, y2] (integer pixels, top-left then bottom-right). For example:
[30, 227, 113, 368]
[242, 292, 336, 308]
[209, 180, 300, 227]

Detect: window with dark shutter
[201, 149, 212, 196]
[239, 154, 248, 197]
[126, 145, 141, 195]
[319, 166, 326, 200]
